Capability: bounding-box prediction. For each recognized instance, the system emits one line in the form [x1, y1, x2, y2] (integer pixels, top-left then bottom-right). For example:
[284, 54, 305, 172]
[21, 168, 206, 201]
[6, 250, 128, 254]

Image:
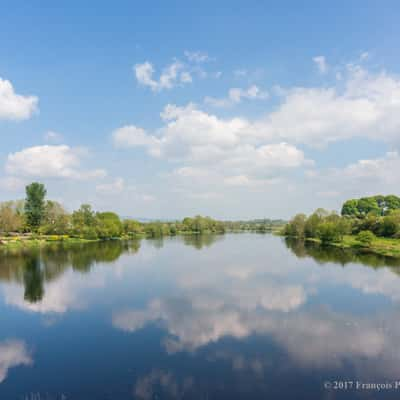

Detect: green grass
[303, 235, 400, 258]
[341, 235, 400, 258]
[0, 235, 101, 250]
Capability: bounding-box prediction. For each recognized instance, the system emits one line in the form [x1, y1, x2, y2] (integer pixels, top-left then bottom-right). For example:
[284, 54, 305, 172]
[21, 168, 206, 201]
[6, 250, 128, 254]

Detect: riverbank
[0, 229, 285, 251]
[303, 235, 400, 258]
[0, 235, 107, 251]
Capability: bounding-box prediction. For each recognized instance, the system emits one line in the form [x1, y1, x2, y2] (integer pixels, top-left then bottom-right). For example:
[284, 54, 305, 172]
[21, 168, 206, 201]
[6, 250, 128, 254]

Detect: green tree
[380, 211, 400, 238]
[356, 230, 375, 247]
[95, 212, 123, 239]
[123, 219, 143, 236]
[71, 204, 97, 239]
[341, 199, 359, 217]
[24, 182, 47, 231]
[318, 222, 341, 244]
[0, 201, 24, 233]
[40, 201, 70, 234]
[285, 214, 307, 238]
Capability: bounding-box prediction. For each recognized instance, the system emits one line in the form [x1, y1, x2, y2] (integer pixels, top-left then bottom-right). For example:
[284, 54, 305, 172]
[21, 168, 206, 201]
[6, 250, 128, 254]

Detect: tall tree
[24, 182, 47, 231]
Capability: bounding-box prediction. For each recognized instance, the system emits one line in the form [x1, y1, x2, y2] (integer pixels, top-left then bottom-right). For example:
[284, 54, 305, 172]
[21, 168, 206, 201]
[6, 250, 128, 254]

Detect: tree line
[0, 182, 288, 240]
[0, 183, 229, 239]
[284, 195, 400, 247]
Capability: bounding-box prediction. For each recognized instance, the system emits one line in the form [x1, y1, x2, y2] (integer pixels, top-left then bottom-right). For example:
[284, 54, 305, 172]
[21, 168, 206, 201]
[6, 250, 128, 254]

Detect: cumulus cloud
[112, 103, 311, 187]
[205, 85, 269, 107]
[116, 62, 400, 210]
[112, 125, 161, 156]
[134, 61, 192, 92]
[305, 151, 400, 201]
[0, 78, 38, 120]
[339, 151, 400, 185]
[0, 339, 32, 383]
[5, 145, 107, 180]
[250, 65, 400, 146]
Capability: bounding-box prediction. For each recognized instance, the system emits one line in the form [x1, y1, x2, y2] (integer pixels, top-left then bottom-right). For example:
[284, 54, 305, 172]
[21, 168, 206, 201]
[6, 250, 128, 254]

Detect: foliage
[356, 231, 376, 247]
[0, 201, 24, 233]
[285, 195, 400, 251]
[39, 201, 70, 235]
[284, 214, 307, 238]
[24, 182, 47, 230]
[341, 195, 400, 217]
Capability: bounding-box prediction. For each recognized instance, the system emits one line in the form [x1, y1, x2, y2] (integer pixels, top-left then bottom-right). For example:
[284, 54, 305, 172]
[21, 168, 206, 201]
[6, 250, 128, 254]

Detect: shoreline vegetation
[0, 182, 285, 251]
[283, 195, 400, 259]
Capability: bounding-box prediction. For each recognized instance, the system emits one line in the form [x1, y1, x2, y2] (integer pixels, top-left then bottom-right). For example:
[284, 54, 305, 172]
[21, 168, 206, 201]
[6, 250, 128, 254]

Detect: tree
[285, 214, 307, 238]
[0, 201, 24, 233]
[96, 212, 123, 239]
[318, 222, 341, 244]
[71, 204, 97, 239]
[24, 182, 47, 230]
[380, 210, 400, 238]
[357, 197, 380, 216]
[40, 201, 70, 234]
[384, 195, 400, 212]
[123, 219, 143, 236]
[356, 230, 375, 247]
[341, 199, 359, 217]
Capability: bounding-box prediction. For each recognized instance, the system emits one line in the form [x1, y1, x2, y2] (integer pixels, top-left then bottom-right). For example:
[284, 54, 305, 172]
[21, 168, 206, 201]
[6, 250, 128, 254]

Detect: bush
[356, 230, 375, 247]
[318, 222, 341, 244]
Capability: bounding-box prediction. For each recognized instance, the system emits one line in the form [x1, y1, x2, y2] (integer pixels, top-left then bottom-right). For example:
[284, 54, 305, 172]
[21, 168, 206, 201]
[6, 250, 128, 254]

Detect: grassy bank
[304, 235, 400, 258]
[0, 235, 106, 250]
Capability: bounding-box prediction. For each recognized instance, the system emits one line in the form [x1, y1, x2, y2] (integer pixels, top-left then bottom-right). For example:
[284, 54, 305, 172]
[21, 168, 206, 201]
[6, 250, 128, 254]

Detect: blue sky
[1, 1, 400, 219]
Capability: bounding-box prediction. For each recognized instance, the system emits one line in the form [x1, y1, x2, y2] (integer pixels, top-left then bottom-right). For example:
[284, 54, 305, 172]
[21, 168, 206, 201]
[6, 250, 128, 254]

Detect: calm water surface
[1, 234, 400, 399]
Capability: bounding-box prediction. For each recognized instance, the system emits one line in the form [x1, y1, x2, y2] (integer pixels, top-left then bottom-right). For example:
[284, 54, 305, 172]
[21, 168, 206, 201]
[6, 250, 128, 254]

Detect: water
[1, 234, 400, 399]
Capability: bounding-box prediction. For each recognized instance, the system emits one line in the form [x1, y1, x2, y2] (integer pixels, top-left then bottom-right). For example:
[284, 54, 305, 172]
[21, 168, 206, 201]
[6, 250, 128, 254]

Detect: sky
[1, 1, 400, 220]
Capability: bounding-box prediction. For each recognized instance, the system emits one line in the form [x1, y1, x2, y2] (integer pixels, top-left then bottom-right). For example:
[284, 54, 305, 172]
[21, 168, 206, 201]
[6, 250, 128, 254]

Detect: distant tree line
[0, 182, 234, 240]
[284, 195, 400, 247]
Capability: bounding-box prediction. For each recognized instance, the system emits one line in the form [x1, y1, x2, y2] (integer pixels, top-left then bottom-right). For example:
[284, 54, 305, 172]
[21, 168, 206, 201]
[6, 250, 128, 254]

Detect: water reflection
[2, 234, 400, 398]
[23, 257, 44, 303]
[285, 237, 400, 269]
[182, 234, 223, 250]
[0, 240, 141, 308]
[0, 339, 32, 384]
[134, 369, 194, 400]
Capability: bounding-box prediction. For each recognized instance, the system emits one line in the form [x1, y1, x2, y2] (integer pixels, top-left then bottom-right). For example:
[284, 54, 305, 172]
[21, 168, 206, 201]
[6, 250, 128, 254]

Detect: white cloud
[112, 125, 161, 156]
[339, 151, 400, 184]
[116, 63, 400, 213]
[44, 130, 64, 143]
[5, 145, 107, 180]
[96, 177, 125, 194]
[224, 174, 282, 187]
[0, 339, 32, 383]
[134, 61, 192, 92]
[205, 85, 269, 107]
[252, 65, 400, 146]
[113, 103, 311, 188]
[184, 50, 210, 63]
[0, 78, 38, 121]
[313, 56, 328, 74]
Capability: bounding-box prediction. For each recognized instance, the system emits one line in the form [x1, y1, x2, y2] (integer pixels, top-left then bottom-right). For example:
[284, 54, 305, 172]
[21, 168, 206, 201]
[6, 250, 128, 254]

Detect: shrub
[356, 230, 375, 247]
